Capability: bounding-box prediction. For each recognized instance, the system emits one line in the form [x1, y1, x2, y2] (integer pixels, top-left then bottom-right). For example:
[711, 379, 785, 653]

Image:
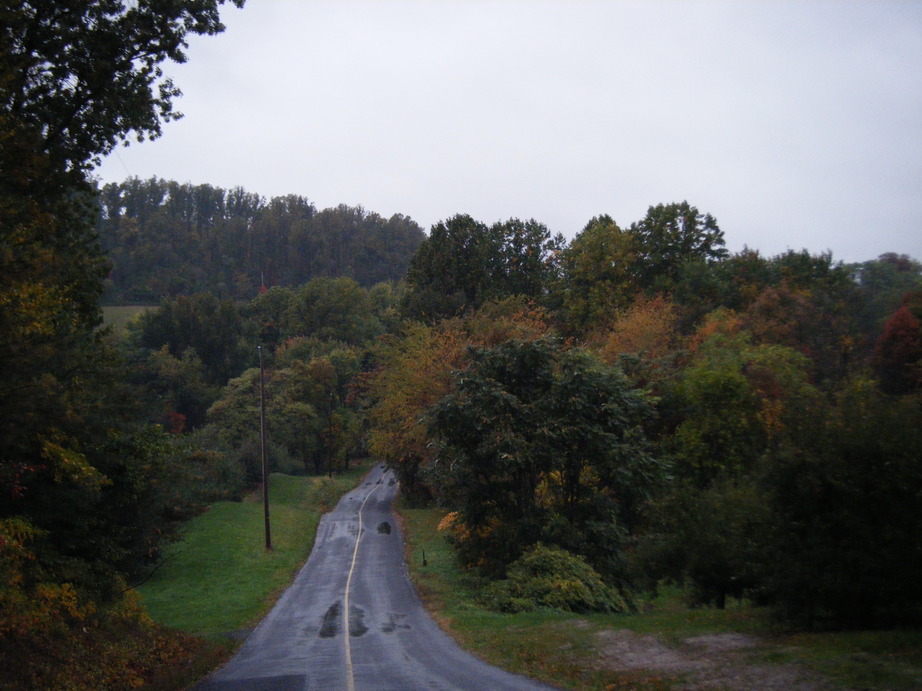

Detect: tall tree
[136, 292, 249, 385]
[431, 339, 663, 582]
[554, 215, 640, 334]
[1, 1, 246, 679]
[2, 0, 245, 174]
[629, 201, 728, 293]
[402, 214, 561, 322]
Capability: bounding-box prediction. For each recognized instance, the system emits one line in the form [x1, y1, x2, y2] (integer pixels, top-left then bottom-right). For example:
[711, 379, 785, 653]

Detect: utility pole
[326, 391, 333, 478]
[259, 345, 272, 551]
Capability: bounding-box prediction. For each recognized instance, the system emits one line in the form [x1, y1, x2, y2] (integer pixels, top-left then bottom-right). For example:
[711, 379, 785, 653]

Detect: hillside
[96, 177, 426, 303]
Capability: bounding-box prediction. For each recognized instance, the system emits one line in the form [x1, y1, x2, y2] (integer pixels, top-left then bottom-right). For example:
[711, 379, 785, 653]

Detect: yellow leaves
[0, 280, 70, 339]
[41, 437, 109, 490]
[36, 582, 93, 622]
[462, 297, 551, 347]
[0, 518, 42, 589]
[368, 322, 466, 463]
[594, 295, 678, 365]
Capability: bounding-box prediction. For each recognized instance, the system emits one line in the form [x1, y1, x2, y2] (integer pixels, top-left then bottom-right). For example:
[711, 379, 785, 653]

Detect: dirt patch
[595, 629, 838, 690]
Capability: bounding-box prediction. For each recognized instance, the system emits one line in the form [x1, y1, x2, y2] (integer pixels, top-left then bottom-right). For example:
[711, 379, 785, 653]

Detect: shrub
[482, 544, 629, 614]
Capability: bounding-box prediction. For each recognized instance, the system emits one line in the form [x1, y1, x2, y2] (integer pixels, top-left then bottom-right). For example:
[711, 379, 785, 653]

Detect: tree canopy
[1, 2, 248, 685]
[2, 0, 245, 174]
[402, 214, 563, 322]
[97, 178, 425, 302]
[431, 339, 663, 585]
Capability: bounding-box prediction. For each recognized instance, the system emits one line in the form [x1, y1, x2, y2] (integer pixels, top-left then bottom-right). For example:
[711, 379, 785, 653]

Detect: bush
[482, 544, 629, 614]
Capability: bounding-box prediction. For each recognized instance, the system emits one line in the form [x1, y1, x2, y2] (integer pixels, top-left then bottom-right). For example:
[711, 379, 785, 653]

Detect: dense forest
[96, 177, 426, 302]
[3, 1, 922, 688]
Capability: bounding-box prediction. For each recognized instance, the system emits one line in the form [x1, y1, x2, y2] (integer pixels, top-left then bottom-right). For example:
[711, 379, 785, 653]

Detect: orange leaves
[594, 295, 678, 365]
[368, 300, 555, 502]
[368, 322, 466, 468]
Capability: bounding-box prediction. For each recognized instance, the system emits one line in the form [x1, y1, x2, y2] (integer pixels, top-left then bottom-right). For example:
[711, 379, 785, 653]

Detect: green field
[101, 304, 153, 333]
[398, 505, 922, 690]
[138, 464, 372, 637]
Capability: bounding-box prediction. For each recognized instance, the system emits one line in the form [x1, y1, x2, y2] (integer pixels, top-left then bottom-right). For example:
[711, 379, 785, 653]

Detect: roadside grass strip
[137, 463, 372, 637]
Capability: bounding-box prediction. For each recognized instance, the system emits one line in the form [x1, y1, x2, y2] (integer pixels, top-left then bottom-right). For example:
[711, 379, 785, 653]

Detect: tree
[402, 214, 561, 322]
[493, 217, 564, 299]
[366, 300, 553, 504]
[592, 295, 681, 389]
[1, 2, 245, 680]
[144, 345, 219, 431]
[629, 201, 728, 293]
[284, 276, 383, 345]
[554, 215, 640, 334]
[2, 0, 245, 174]
[367, 323, 467, 503]
[638, 477, 768, 609]
[641, 330, 827, 610]
[740, 270, 858, 388]
[135, 292, 249, 384]
[850, 253, 922, 344]
[667, 332, 818, 487]
[431, 339, 663, 584]
[874, 305, 922, 395]
[759, 380, 922, 627]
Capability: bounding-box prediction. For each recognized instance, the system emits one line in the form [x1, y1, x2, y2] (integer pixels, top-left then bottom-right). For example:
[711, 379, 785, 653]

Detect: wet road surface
[195, 464, 555, 690]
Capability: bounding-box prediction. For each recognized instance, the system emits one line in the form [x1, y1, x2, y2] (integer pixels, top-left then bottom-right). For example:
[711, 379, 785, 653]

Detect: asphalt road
[195, 464, 555, 691]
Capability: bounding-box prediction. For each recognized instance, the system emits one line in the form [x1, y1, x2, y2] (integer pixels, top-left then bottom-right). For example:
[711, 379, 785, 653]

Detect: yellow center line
[344, 472, 385, 691]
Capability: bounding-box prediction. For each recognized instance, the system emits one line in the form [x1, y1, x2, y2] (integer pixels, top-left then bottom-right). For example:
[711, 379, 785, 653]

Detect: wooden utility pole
[259, 346, 272, 551]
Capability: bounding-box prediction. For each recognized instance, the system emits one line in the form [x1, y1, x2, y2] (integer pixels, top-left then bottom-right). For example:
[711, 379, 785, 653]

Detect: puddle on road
[381, 613, 410, 634]
[319, 602, 341, 638]
[377, 521, 391, 534]
[349, 605, 368, 637]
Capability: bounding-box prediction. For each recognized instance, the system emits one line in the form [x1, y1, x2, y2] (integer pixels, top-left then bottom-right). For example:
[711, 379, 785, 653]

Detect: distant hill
[96, 177, 426, 304]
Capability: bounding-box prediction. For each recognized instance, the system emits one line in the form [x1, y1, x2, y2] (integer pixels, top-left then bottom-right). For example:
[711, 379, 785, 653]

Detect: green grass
[398, 504, 922, 690]
[138, 464, 371, 637]
[763, 629, 922, 690]
[101, 304, 153, 333]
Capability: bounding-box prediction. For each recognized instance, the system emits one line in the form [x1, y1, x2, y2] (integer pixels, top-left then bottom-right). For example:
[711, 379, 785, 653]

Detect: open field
[101, 304, 153, 333]
[398, 505, 922, 691]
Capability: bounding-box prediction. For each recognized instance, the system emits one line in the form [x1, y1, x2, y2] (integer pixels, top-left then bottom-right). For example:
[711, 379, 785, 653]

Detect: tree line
[368, 209, 922, 627]
[96, 177, 426, 303]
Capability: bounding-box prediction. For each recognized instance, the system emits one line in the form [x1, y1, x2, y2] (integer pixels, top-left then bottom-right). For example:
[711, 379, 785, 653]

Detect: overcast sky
[94, 0, 922, 264]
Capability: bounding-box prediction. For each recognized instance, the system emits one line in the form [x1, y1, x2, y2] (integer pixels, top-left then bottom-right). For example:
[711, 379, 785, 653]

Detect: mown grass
[101, 304, 153, 333]
[138, 463, 371, 637]
[398, 504, 922, 690]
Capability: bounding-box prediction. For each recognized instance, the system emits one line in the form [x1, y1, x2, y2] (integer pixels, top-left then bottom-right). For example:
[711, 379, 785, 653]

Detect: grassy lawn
[101, 304, 153, 333]
[138, 463, 372, 637]
[398, 504, 922, 690]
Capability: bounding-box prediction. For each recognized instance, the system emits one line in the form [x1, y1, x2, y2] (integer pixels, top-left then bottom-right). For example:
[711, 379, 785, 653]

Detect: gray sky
[94, 0, 922, 264]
